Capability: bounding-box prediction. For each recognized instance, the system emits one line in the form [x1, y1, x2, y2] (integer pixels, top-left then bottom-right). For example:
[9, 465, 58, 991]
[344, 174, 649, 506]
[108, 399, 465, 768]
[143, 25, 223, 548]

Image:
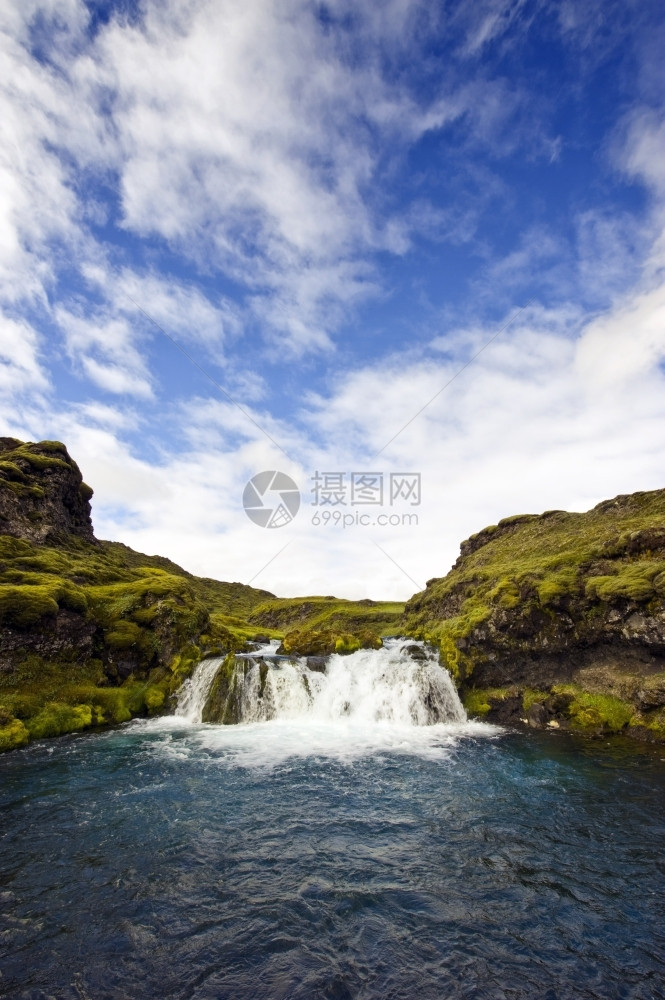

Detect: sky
[1, 0, 665, 600]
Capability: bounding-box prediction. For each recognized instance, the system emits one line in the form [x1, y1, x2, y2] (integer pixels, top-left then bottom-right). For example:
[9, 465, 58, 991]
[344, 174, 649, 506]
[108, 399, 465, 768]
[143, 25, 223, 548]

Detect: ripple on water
[1, 723, 665, 999]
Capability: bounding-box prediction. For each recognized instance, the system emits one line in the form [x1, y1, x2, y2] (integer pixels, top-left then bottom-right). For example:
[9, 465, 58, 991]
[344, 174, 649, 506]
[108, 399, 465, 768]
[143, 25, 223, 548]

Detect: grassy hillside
[247, 595, 404, 636]
[402, 489, 665, 739]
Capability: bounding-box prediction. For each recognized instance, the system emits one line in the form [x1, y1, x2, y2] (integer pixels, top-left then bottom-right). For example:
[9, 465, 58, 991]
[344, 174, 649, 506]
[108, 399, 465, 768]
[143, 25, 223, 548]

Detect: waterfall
[174, 656, 225, 723]
[177, 640, 466, 728]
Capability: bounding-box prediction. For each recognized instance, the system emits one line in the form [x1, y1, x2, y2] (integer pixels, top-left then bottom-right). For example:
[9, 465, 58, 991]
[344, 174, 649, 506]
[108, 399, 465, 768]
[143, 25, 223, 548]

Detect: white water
[174, 640, 466, 727]
[157, 641, 494, 768]
[173, 656, 225, 722]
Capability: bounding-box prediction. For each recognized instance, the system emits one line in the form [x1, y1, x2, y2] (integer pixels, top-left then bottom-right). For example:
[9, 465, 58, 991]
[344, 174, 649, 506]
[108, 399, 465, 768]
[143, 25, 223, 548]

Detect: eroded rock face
[0, 609, 97, 676]
[0, 439, 94, 544]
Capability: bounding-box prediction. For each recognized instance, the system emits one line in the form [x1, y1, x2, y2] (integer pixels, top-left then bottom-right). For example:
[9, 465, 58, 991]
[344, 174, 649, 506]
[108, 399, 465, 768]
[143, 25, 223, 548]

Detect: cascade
[174, 641, 466, 726]
[174, 656, 225, 723]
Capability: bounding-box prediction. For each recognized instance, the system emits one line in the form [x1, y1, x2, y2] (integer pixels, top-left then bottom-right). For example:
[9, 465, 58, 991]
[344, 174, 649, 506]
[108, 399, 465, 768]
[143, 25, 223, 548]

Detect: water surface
[1, 651, 665, 999]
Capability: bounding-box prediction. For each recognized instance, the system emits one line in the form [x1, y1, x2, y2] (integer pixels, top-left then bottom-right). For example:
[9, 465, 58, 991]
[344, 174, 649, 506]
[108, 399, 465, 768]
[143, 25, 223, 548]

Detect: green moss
[552, 684, 634, 732]
[463, 690, 491, 716]
[0, 480, 45, 498]
[335, 634, 361, 655]
[248, 596, 403, 636]
[488, 577, 521, 608]
[585, 562, 661, 602]
[497, 513, 540, 528]
[537, 568, 578, 606]
[201, 653, 239, 724]
[463, 687, 511, 717]
[419, 597, 491, 682]
[522, 689, 548, 711]
[644, 709, 665, 738]
[0, 460, 28, 482]
[144, 685, 165, 712]
[0, 717, 29, 753]
[26, 702, 94, 739]
[32, 440, 69, 455]
[0, 585, 59, 627]
[281, 626, 383, 657]
[104, 619, 142, 649]
[8, 447, 69, 471]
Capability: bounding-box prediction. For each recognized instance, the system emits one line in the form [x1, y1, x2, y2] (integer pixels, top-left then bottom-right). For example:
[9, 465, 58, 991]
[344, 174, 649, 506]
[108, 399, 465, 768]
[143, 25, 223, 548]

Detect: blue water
[1, 720, 665, 1000]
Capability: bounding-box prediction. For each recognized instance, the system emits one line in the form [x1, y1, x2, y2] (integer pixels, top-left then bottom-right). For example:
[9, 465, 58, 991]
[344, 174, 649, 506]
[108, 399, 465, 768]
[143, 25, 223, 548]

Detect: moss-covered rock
[201, 653, 242, 724]
[278, 626, 383, 657]
[247, 595, 403, 635]
[0, 716, 29, 752]
[406, 488, 665, 740]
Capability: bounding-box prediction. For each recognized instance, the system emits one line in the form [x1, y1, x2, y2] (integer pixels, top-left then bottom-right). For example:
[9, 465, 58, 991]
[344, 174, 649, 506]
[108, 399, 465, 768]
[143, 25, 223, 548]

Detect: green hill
[402, 489, 665, 739]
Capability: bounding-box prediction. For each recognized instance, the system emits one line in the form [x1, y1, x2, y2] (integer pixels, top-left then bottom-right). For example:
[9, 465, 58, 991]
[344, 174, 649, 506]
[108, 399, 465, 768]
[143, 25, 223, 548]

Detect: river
[1, 641, 664, 998]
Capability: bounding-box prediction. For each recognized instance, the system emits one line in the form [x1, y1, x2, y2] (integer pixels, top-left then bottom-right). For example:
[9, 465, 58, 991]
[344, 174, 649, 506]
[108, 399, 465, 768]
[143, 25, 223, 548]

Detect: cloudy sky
[2, 0, 665, 600]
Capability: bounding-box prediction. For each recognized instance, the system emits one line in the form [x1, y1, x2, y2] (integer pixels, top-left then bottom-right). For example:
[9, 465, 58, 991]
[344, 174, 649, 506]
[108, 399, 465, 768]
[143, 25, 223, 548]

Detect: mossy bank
[402, 489, 665, 740]
[0, 439, 402, 752]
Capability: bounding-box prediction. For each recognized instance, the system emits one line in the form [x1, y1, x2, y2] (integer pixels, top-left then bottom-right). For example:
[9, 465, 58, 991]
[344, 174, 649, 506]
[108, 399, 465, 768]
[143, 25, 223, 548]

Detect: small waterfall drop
[174, 656, 225, 723]
[181, 640, 466, 728]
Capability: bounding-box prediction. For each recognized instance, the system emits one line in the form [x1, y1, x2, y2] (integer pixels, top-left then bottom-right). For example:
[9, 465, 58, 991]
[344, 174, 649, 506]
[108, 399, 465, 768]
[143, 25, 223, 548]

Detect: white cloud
[0, 0, 553, 364]
[619, 109, 665, 196]
[55, 309, 154, 398]
[69, 401, 138, 431]
[79, 357, 153, 398]
[575, 281, 665, 388]
[3, 272, 665, 603]
[460, 0, 529, 56]
[0, 316, 49, 395]
[0, 0, 664, 604]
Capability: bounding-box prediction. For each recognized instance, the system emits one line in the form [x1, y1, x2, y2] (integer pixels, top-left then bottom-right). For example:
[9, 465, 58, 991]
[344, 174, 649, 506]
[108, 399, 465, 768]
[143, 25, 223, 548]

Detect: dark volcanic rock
[402, 643, 429, 662]
[0, 609, 97, 675]
[0, 438, 94, 543]
[305, 656, 328, 673]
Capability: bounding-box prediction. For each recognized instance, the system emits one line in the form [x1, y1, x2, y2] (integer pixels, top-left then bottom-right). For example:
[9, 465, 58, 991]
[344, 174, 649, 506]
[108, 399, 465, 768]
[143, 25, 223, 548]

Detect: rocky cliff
[402, 489, 665, 740]
[0, 438, 95, 544]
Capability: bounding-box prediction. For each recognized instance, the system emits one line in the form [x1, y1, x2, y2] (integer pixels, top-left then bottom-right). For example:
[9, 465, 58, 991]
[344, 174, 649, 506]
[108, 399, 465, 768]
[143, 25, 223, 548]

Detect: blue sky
[2, 0, 665, 598]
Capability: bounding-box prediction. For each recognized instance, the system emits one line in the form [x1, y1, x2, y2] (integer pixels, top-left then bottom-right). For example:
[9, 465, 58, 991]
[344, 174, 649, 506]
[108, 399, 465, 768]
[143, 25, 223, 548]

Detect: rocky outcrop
[0, 438, 94, 544]
[277, 626, 383, 656]
[403, 488, 665, 739]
